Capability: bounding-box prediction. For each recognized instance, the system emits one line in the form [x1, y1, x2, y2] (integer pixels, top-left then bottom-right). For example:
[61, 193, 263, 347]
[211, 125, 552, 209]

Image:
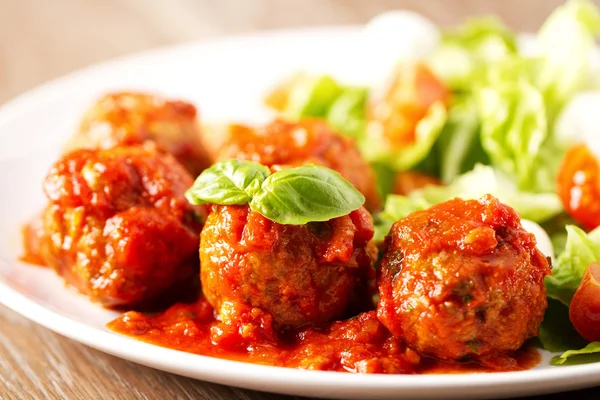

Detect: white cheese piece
[357, 11, 440, 85]
[555, 91, 600, 160]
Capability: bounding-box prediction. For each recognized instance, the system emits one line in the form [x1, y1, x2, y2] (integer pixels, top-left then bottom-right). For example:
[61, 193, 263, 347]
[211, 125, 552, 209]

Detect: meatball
[200, 204, 377, 330]
[67, 92, 211, 176]
[377, 195, 551, 360]
[29, 145, 206, 307]
[217, 119, 381, 211]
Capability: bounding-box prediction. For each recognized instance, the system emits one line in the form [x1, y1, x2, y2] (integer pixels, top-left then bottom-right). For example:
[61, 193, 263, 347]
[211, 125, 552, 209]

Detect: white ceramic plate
[1, 26, 600, 400]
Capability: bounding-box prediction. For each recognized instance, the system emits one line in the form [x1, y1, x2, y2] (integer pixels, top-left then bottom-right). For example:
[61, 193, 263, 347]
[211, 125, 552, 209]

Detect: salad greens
[271, 74, 368, 138]
[434, 96, 484, 184]
[538, 299, 588, 353]
[427, 16, 518, 92]
[264, 0, 600, 365]
[326, 87, 368, 140]
[379, 164, 561, 222]
[539, 224, 600, 363]
[477, 81, 548, 191]
[283, 75, 343, 119]
[268, 0, 599, 195]
[546, 225, 600, 306]
[535, 0, 600, 120]
[186, 160, 364, 225]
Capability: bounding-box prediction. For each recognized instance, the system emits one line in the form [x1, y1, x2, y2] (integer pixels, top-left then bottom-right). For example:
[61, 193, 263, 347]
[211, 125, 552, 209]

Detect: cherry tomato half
[569, 262, 600, 342]
[557, 144, 600, 230]
[369, 63, 449, 149]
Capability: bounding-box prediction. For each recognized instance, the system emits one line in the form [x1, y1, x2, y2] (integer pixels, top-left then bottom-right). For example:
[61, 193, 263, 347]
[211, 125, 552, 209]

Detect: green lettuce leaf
[283, 75, 342, 118]
[326, 87, 368, 140]
[552, 342, 600, 365]
[545, 225, 600, 305]
[370, 162, 396, 200]
[428, 17, 517, 92]
[538, 299, 588, 353]
[420, 165, 561, 222]
[372, 164, 562, 241]
[434, 96, 487, 184]
[477, 81, 548, 191]
[428, 1, 600, 192]
[535, 0, 600, 121]
[268, 74, 370, 140]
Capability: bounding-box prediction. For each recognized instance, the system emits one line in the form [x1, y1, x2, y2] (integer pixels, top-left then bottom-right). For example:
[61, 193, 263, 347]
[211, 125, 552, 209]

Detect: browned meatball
[377, 195, 551, 360]
[27, 145, 206, 307]
[67, 92, 211, 176]
[217, 119, 381, 211]
[200, 204, 377, 330]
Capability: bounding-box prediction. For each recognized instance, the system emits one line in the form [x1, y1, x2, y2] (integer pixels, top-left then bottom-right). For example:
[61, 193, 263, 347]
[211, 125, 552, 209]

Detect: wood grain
[1, 0, 600, 399]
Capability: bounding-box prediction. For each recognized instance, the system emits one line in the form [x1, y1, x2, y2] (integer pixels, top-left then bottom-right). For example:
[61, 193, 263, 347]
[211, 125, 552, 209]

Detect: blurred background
[0, 0, 591, 104]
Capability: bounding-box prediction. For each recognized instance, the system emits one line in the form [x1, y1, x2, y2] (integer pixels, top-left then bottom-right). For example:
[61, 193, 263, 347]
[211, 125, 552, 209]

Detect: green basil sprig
[185, 160, 365, 225]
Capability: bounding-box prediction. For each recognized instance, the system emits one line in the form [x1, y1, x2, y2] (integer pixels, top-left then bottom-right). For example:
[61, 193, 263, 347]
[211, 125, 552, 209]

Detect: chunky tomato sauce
[108, 297, 540, 374]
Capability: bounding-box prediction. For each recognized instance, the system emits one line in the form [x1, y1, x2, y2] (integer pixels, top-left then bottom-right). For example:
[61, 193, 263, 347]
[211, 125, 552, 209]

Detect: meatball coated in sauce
[31, 146, 206, 307]
[217, 119, 381, 211]
[67, 92, 211, 176]
[377, 195, 551, 360]
[200, 204, 378, 330]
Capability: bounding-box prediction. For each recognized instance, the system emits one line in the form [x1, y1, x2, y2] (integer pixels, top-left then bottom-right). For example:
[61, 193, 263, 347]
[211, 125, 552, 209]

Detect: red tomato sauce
[108, 297, 541, 374]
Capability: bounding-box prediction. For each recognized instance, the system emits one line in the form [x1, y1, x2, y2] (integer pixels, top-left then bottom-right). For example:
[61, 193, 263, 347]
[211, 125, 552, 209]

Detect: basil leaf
[250, 165, 365, 225]
[185, 160, 270, 206]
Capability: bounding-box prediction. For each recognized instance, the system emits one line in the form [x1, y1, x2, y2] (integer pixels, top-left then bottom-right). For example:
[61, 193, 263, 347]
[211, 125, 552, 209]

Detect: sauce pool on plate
[108, 297, 541, 374]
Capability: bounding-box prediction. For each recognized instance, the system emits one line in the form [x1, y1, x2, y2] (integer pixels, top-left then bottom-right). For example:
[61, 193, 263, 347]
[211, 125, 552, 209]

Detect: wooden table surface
[1, 0, 600, 399]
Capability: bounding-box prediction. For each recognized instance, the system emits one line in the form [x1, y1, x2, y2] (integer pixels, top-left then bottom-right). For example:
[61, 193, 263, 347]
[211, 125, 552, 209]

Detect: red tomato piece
[369, 63, 449, 149]
[557, 144, 600, 230]
[569, 262, 600, 342]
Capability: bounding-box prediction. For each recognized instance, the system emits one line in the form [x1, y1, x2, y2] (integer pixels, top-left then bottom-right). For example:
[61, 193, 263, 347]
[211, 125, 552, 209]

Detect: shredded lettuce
[546, 225, 600, 306]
